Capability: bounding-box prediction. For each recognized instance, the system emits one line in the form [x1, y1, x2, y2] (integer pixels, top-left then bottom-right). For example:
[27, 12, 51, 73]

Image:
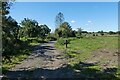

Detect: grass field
[55, 36, 120, 79]
[55, 36, 118, 60]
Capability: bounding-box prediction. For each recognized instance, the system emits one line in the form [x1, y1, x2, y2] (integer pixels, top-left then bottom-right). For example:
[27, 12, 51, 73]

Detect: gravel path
[10, 41, 66, 70]
[4, 41, 74, 79]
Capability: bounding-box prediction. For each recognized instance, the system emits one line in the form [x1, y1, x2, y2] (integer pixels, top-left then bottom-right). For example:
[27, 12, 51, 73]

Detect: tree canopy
[55, 12, 65, 28]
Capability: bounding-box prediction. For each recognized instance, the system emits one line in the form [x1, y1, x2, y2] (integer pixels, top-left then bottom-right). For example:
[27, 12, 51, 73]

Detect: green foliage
[96, 34, 98, 36]
[56, 38, 66, 45]
[55, 22, 75, 38]
[2, 1, 21, 60]
[109, 31, 116, 35]
[1, 1, 11, 15]
[2, 37, 32, 72]
[20, 18, 51, 40]
[39, 24, 51, 40]
[92, 32, 95, 36]
[20, 18, 39, 37]
[76, 28, 83, 38]
[98, 30, 104, 36]
[55, 12, 76, 38]
[47, 33, 57, 41]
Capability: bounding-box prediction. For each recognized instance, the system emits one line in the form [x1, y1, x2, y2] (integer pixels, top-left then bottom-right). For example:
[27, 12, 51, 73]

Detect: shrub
[93, 33, 95, 36]
[96, 34, 98, 36]
[47, 36, 57, 41]
[57, 38, 66, 45]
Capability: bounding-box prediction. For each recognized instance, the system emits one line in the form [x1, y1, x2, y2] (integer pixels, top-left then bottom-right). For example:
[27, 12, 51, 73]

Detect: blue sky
[9, 2, 118, 32]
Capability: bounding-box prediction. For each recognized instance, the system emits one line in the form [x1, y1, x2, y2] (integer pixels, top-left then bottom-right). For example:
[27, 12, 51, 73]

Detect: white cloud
[85, 20, 93, 26]
[71, 20, 76, 23]
[88, 20, 92, 23]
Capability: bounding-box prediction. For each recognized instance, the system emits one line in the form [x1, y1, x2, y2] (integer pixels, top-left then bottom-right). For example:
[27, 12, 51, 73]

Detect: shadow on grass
[2, 62, 119, 80]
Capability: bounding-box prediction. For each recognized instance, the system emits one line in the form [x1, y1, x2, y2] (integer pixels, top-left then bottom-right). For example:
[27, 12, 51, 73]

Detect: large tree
[55, 22, 73, 38]
[39, 24, 51, 40]
[1, 1, 20, 61]
[20, 18, 39, 37]
[55, 12, 65, 28]
[20, 18, 51, 40]
[76, 28, 83, 38]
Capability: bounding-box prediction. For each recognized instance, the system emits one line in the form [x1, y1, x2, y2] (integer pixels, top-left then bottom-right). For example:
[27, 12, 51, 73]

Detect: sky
[9, 2, 118, 32]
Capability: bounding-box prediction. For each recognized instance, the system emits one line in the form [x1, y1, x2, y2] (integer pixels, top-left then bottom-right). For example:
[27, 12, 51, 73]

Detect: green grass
[56, 36, 118, 50]
[21, 37, 49, 46]
[70, 36, 117, 61]
[55, 36, 118, 62]
[55, 36, 119, 78]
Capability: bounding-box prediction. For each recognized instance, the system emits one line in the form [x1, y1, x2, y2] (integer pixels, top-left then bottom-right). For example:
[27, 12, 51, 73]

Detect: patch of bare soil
[84, 48, 118, 70]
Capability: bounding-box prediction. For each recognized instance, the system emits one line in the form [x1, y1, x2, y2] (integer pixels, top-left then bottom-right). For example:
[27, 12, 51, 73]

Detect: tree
[20, 18, 39, 37]
[20, 18, 51, 41]
[39, 24, 51, 41]
[82, 31, 88, 34]
[117, 31, 120, 34]
[55, 12, 65, 28]
[77, 28, 83, 38]
[109, 31, 116, 35]
[92, 32, 95, 36]
[55, 22, 73, 38]
[71, 30, 76, 37]
[2, 1, 20, 61]
[98, 30, 104, 36]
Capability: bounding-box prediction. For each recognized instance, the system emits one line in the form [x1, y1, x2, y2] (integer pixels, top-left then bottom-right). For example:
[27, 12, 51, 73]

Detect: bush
[57, 38, 66, 45]
[96, 34, 98, 36]
[93, 33, 95, 36]
[47, 36, 57, 41]
[67, 38, 77, 41]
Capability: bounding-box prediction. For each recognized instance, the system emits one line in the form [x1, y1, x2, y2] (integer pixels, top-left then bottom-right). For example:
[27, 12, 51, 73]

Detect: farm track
[4, 41, 74, 78]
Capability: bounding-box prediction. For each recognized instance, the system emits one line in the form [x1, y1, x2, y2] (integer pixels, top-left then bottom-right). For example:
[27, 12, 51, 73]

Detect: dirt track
[5, 41, 72, 78]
